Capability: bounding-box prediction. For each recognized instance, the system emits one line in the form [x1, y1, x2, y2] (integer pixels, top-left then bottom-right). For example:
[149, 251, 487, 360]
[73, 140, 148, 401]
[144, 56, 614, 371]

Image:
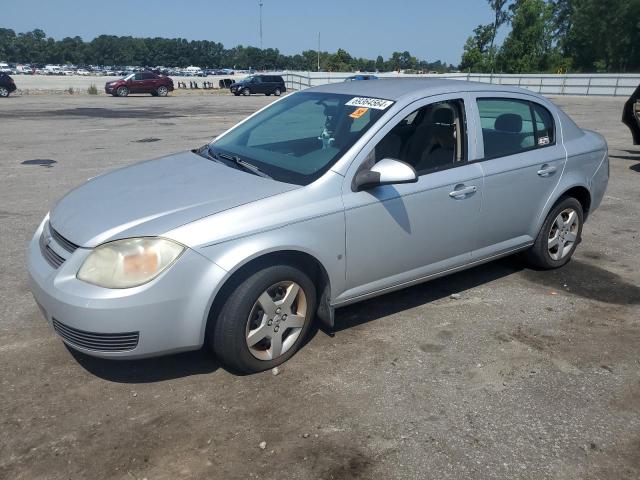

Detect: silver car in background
[28, 79, 609, 373]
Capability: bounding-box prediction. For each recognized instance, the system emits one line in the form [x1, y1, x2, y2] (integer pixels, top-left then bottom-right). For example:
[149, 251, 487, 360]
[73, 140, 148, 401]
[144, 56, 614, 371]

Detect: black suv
[0, 73, 17, 98]
[230, 75, 286, 96]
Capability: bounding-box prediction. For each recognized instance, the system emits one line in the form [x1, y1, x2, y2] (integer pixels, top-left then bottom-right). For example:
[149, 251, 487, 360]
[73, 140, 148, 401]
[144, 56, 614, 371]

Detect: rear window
[477, 98, 555, 159]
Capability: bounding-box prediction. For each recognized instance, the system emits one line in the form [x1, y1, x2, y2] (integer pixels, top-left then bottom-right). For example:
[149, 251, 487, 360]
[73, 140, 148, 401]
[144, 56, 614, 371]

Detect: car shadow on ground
[70, 347, 220, 383]
[331, 256, 524, 332]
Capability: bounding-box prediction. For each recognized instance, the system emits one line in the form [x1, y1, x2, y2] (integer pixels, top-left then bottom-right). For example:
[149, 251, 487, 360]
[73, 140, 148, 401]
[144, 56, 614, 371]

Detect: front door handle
[449, 184, 477, 199]
[537, 164, 557, 177]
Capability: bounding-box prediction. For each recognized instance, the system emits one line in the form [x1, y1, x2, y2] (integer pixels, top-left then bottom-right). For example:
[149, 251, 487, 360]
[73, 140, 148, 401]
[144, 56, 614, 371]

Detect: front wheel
[273, 88, 282, 96]
[156, 85, 169, 97]
[210, 264, 317, 373]
[242, 87, 250, 96]
[116, 86, 129, 97]
[524, 196, 583, 269]
[0, 87, 9, 98]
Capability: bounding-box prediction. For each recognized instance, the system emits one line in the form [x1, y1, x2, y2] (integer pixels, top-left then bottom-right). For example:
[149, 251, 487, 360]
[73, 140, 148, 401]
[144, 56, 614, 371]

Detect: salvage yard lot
[1, 93, 639, 480]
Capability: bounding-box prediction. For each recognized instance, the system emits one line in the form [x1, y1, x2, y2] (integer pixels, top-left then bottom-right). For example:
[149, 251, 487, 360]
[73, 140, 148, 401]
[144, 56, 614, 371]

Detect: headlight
[77, 237, 185, 289]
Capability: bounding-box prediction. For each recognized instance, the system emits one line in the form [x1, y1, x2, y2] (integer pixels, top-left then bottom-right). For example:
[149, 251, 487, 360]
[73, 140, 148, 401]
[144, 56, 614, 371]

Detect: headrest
[495, 113, 522, 133]
[433, 108, 454, 125]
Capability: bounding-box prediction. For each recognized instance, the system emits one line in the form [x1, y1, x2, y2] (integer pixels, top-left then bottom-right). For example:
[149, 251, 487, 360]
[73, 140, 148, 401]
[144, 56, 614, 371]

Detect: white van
[44, 65, 63, 75]
[184, 66, 204, 76]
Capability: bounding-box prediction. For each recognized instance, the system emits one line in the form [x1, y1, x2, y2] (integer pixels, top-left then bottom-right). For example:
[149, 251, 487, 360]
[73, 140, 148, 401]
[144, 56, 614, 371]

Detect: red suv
[105, 72, 174, 97]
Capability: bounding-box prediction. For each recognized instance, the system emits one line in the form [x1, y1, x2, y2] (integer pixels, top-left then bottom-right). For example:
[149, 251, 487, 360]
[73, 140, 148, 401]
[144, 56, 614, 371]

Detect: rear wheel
[210, 264, 317, 374]
[0, 87, 9, 97]
[116, 86, 129, 97]
[156, 85, 169, 97]
[242, 87, 250, 96]
[524, 196, 583, 269]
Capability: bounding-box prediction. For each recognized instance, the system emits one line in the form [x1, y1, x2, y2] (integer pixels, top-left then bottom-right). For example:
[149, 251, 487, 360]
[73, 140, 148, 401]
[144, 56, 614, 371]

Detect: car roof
[307, 78, 544, 102]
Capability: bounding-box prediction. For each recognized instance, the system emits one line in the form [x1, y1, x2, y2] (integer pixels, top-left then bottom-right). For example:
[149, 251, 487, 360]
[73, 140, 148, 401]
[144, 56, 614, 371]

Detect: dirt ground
[0, 92, 639, 480]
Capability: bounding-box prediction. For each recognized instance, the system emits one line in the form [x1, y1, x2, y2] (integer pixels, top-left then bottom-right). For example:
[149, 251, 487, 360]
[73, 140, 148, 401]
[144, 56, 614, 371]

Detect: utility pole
[317, 32, 320, 71]
[259, 1, 264, 49]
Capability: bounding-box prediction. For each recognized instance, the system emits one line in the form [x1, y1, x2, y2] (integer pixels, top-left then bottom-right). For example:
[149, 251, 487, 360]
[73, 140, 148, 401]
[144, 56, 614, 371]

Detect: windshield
[210, 92, 392, 185]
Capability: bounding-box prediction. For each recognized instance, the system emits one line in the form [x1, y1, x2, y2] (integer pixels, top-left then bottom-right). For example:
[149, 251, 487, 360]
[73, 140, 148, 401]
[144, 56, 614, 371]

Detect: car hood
[49, 151, 299, 248]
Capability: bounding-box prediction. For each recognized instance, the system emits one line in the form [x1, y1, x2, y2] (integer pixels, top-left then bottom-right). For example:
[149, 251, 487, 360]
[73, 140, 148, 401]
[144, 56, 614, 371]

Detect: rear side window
[532, 103, 555, 146]
[477, 98, 555, 159]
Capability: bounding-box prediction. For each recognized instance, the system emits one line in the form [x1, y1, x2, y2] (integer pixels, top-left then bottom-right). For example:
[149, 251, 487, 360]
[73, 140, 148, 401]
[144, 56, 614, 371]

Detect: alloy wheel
[548, 208, 579, 260]
[0, 87, 9, 97]
[157, 86, 168, 96]
[245, 281, 307, 361]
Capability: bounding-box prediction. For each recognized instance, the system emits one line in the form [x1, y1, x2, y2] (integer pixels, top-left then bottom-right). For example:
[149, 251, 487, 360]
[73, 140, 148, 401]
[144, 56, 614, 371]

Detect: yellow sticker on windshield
[349, 107, 369, 119]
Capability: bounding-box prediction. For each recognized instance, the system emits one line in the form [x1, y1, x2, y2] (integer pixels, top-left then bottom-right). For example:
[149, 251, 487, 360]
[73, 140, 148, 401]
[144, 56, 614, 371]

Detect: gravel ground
[0, 93, 639, 480]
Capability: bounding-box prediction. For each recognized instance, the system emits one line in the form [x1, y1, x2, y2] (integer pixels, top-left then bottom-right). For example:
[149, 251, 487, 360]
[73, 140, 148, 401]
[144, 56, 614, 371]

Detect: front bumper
[27, 218, 227, 359]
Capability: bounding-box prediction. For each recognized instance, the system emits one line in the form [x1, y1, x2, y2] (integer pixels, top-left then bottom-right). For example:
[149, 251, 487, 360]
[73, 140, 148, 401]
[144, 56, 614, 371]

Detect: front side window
[211, 92, 391, 185]
[478, 98, 555, 159]
[370, 100, 467, 175]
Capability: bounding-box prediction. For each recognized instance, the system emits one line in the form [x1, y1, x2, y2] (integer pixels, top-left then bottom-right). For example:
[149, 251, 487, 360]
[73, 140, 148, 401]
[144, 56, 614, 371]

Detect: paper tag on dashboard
[349, 107, 369, 119]
[538, 136, 550, 146]
[345, 97, 394, 110]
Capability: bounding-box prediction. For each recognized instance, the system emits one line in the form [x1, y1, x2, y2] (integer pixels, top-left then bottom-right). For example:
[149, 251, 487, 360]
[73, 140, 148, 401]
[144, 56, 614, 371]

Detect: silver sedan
[28, 79, 609, 373]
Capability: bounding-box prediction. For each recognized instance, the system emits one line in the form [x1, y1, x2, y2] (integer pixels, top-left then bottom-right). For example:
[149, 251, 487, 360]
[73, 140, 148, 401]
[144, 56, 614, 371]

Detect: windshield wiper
[216, 151, 273, 179]
[195, 144, 225, 165]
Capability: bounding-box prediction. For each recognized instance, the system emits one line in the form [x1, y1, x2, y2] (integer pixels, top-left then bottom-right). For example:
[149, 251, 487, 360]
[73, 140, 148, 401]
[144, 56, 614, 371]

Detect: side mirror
[354, 158, 418, 191]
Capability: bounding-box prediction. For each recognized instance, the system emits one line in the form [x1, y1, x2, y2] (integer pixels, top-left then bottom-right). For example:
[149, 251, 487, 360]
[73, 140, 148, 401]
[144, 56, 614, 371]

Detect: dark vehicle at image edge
[230, 75, 286, 96]
[0, 73, 17, 97]
[105, 71, 174, 97]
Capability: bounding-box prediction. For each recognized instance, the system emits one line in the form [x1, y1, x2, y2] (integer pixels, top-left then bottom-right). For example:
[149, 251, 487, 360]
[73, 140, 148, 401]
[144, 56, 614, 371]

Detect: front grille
[39, 230, 65, 268]
[49, 225, 79, 253]
[53, 319, 139, 352]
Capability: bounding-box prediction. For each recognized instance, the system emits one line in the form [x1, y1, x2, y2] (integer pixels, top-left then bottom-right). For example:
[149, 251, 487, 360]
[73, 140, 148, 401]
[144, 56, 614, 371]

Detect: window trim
[475, 97, 557, 162]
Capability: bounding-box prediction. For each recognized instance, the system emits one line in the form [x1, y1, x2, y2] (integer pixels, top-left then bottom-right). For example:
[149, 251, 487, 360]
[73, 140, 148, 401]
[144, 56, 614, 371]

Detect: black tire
[156, 85, 169, 97]
[233, 92, 240, 96]
[210, 264, 317, 374]
[524, 196, 584, 269]
[273, 88, 282, 96]
[0, 86, 9, 98]
[265, 93, 271, 96]
[116, 86, 129, 97]
[242, 87, 250, 96]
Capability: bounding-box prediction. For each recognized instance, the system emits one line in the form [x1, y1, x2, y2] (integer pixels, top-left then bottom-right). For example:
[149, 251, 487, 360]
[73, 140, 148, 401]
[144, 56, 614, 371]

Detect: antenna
[259, 1, 264, 49]
[317, 32, 320, 71]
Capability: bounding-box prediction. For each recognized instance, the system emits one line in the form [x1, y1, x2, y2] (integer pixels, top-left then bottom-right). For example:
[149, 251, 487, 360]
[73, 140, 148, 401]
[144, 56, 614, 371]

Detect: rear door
[142, 72, 159, 92]
[469, 94, 566, 257]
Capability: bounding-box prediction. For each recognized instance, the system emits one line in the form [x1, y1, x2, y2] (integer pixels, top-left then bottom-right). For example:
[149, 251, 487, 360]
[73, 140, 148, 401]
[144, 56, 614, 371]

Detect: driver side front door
[338, 95, 483, 303]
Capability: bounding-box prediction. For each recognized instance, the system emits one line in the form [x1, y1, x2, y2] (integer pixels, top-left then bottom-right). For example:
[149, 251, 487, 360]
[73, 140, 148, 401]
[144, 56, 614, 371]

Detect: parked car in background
[345, 74, 379, 81]
[76, 69, 90, 76]
[622, 83, 640, 145]
[28, 79, 608, 373]
[230, 74, 286, 96]
[0, 73, 17, 97]
[105, 71, 174, 97]
[0, 62, 13, 74]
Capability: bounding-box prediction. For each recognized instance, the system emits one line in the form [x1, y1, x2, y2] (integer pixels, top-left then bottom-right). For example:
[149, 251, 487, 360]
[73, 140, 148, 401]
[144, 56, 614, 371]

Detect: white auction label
[345, 97, 394, 110]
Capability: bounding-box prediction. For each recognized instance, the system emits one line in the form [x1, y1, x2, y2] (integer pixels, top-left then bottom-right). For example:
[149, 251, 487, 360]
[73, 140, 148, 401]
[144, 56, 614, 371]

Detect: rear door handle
[449, 185, 477, 199]
[537, 164, 557, 177]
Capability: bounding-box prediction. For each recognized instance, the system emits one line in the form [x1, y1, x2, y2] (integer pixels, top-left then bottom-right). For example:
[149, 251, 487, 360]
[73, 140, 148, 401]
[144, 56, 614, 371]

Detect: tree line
[0, 28, 452, 73]
[461, 0, 640, 73]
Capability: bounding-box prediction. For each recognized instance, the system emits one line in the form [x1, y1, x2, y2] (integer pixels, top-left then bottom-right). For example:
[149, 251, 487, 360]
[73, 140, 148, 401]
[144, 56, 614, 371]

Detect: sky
[2, 0, 505, 65]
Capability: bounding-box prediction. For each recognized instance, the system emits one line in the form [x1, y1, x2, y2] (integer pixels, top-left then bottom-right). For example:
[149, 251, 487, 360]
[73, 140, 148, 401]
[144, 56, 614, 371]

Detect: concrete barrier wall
[281, 72, 640, 97]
